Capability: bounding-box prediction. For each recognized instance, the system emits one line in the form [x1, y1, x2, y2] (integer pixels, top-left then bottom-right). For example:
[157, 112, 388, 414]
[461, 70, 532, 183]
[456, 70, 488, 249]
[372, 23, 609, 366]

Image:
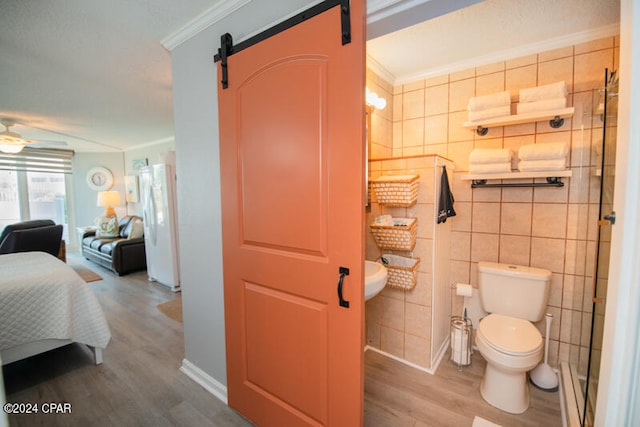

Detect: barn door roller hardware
[218, 33, 233, 89]
[214, 0, 351, 89]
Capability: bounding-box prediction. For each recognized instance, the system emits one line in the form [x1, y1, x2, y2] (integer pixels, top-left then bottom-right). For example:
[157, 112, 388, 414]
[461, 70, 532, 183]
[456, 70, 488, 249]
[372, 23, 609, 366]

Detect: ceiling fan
[0, 118, 67, 154]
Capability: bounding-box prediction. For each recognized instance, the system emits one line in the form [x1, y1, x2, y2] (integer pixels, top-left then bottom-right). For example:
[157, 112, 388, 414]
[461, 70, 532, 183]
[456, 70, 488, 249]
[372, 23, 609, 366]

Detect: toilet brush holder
[530, 313, 559, 391]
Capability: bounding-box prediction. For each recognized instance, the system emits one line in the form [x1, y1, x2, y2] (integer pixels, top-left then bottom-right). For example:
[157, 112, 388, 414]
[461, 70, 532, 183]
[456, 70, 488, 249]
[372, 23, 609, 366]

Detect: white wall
[170, 0, 320, 391]
[72, 143, 176, 248]
[123, 140, 175, 216]
[124, 140, 175, 174]
[73, 152, 126, 231]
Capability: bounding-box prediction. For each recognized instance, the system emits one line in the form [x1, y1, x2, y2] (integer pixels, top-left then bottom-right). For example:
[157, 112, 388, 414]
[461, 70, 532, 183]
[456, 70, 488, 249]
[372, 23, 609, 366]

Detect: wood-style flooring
[365, 350, 562, 427]
[2, 254, 562, 426]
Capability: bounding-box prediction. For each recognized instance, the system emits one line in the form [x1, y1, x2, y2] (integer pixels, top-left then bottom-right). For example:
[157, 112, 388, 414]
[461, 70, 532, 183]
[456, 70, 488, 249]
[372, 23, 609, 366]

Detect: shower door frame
[563, 68, 618, 427]
[581, 67, 618, 426]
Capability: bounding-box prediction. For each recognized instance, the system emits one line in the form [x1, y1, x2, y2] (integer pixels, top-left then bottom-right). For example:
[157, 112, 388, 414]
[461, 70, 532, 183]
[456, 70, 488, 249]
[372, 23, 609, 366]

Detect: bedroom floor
[2, 254, 251, 427]
[2, 254, 562, 426]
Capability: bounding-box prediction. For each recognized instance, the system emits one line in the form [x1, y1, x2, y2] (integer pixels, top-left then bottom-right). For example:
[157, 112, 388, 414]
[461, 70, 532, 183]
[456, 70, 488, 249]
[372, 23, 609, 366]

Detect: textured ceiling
[367, 0, 620, 84]
[0, 0, 621, 152]
[0, 0, 218, 152]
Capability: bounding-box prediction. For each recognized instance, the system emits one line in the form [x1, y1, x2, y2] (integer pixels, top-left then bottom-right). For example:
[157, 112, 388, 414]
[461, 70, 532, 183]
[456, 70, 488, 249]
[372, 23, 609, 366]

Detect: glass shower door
[583, 68, 618, 426]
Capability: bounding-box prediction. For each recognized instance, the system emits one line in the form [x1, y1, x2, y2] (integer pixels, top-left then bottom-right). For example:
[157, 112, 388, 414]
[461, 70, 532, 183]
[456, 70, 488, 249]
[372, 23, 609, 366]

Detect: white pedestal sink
[365, 260, 387, 301]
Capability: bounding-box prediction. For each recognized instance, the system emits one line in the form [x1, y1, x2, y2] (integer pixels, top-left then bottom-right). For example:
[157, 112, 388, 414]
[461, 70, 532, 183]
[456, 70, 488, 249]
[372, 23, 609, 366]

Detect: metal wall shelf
[461, 170, 572, 188]
[463, 107, 575, 136]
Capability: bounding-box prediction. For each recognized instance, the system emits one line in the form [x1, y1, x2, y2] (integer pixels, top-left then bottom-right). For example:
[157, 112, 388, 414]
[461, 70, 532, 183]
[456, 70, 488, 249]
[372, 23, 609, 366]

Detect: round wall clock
[86, 166, 114, 191]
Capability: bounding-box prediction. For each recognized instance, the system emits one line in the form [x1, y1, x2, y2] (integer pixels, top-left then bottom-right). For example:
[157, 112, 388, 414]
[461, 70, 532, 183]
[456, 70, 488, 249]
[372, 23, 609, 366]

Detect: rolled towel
[519, 81, 567, 103]
[467, 105, 511, 122]
[516, 97, 567, 114]
[469, 148, 512, 164]
[468, 163, 512, 174]
[518, 142, 569, 161]
[518, 159, 567, 172]
[374, 215, 393, 226]
[467, 91, 511, 111]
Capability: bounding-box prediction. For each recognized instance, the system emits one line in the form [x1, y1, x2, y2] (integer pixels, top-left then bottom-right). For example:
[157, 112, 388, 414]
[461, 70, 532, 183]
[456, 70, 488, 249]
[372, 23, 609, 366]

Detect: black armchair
[0, 219, 63, 257]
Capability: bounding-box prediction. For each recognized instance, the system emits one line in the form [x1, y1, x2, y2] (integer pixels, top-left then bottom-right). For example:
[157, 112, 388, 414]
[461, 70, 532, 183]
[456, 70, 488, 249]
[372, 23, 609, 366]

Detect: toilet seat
[478, 313, 542, 356]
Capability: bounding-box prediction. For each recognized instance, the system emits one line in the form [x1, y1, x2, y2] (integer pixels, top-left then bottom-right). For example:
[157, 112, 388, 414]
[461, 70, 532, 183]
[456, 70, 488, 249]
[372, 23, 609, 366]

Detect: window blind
[0, 148, 74, 174]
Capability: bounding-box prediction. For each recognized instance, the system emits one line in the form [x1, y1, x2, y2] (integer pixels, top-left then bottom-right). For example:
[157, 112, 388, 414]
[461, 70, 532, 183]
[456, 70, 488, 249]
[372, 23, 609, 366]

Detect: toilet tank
[478, 262, 551, 322]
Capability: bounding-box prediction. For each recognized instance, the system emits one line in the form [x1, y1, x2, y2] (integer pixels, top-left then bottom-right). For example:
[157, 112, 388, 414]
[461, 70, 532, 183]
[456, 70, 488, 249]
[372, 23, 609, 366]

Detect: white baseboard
[430, 338, 450, 373]
[365, 345, 437, 375]
[180, 358, 228, 404]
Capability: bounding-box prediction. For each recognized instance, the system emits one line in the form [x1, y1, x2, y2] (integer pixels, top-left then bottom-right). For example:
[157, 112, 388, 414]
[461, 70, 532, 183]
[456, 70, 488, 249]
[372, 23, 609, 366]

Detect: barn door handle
[337, 267, 350, 308]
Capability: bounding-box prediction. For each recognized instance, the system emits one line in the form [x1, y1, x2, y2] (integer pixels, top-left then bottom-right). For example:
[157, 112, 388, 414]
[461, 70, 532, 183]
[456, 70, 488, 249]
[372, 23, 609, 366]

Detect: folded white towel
[469, 163, 512, 174]
[467, 91, 511, 111]
[467, 105, 511, 122]
[469, 148, 512, 164]
[516, 97, 567, 114]
[519, 81, 567, 103]
[518, 142, 569, 161]
[518, 159, 567, 172]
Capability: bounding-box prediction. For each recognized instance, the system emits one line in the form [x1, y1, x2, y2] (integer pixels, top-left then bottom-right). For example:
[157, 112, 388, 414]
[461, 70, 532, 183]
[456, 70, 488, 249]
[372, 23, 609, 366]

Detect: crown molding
[124, 136, 175, 152]
[394, 23, 620, 85]
[367, 0, 430, 24]
[366, 54, 396, 84]
[161, 0, 252, 51]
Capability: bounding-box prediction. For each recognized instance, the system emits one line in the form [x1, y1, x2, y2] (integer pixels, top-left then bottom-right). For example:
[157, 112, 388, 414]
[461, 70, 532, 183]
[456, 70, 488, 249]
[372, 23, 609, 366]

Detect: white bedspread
[0, 252, 111, 351]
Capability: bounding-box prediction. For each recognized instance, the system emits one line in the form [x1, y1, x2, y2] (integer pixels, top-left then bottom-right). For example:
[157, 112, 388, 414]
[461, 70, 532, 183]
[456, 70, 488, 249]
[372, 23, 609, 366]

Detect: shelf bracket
[471, 179, 487, 188]
[471, 176, 565, 188]
[546, 176, 564, 186]
[549, 115, 565, 128]
[475, 125, 488, 136]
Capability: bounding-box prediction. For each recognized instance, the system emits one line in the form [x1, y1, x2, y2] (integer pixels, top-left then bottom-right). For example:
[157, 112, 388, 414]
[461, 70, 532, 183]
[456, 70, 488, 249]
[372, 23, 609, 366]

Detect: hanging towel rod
[471, 177, 565, 188]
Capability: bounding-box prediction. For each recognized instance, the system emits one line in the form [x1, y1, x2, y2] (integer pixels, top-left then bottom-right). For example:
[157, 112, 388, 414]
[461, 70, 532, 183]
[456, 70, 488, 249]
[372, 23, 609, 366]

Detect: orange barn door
[216, 1, 365, 426]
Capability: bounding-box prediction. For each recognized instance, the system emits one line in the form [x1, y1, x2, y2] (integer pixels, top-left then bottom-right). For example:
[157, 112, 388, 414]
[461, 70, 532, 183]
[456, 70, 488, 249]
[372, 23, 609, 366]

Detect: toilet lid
[478, 313, 542, 356]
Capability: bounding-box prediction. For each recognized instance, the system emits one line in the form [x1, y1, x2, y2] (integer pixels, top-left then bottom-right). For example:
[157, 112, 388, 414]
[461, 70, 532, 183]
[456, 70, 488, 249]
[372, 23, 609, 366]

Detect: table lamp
[97, 191, 121, 218]
[96, 191, 121, 237]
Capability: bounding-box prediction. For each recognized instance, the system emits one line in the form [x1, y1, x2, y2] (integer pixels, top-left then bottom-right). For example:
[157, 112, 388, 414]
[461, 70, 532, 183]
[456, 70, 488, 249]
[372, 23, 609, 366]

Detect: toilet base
[480, 362, 530, 414]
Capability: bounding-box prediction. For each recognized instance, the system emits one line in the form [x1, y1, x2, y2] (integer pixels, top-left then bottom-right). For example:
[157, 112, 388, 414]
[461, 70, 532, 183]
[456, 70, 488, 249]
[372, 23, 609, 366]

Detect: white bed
[0, 252, 111, 365]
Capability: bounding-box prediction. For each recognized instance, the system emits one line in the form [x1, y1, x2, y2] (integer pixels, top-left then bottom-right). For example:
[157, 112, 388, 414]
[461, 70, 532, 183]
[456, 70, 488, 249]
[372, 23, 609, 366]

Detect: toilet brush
[530, 313, 559, 391]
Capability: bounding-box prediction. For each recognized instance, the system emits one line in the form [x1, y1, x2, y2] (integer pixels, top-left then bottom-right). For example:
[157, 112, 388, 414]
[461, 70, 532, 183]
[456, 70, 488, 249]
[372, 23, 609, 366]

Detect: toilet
[475, 262, 551, 414]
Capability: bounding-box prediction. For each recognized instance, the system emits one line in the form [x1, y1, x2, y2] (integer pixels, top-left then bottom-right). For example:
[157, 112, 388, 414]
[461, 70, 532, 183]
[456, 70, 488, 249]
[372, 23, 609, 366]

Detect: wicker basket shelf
[370, 218, 417, 251]
[371, 174, 419, 207]
[379, 254, 420, 291]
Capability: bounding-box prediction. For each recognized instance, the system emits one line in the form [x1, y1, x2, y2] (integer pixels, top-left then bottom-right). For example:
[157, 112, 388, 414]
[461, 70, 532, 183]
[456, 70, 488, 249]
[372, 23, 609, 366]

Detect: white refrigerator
[139, 163, 180, 291]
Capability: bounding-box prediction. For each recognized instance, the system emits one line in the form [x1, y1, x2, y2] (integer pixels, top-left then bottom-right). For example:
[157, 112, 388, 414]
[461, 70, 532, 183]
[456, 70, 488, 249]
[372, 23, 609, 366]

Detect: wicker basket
[370, 218, 417, 251]
[379, 254, 420, 291]
[371, 174, 419, 207]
